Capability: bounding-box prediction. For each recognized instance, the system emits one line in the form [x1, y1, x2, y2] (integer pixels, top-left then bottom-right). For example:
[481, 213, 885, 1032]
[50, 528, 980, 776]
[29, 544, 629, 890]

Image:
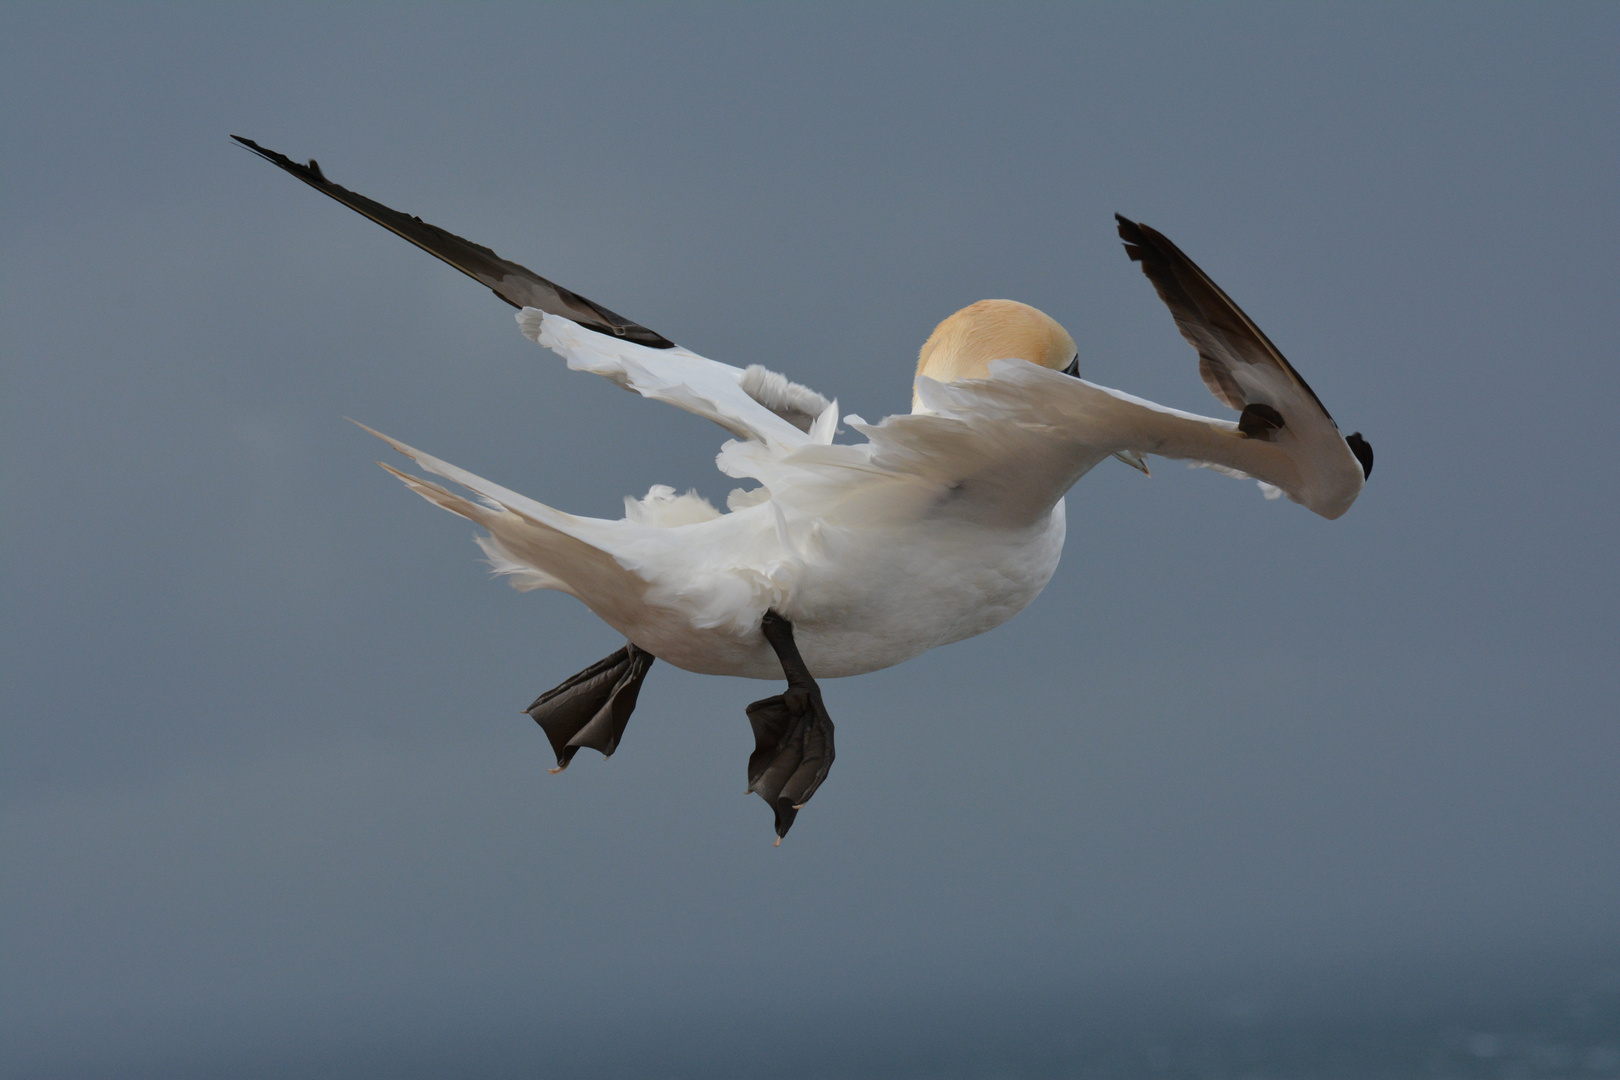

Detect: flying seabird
[234, 136, 1373, 843]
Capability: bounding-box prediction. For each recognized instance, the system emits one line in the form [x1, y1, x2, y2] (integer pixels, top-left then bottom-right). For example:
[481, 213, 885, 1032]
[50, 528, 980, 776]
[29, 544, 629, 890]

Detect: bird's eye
[1062, 355, 1080, 377]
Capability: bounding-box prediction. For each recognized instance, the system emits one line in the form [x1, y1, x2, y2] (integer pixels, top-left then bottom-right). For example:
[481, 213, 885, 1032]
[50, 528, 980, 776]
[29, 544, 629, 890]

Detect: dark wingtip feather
[230, 135, 323, 184]
[1115, 213, 1147, 262]
[230, 135, 678, 350]
[231, 134, 276, 159]
[1346, 432, 1374, 479]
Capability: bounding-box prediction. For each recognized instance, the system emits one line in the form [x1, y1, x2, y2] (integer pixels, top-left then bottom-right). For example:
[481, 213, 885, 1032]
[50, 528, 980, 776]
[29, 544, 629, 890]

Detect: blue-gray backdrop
[3, 4, 1616, 1078]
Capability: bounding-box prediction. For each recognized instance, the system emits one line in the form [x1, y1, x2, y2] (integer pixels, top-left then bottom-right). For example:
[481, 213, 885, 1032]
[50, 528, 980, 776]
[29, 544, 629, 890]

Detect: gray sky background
[3, 4, 1617, 1077]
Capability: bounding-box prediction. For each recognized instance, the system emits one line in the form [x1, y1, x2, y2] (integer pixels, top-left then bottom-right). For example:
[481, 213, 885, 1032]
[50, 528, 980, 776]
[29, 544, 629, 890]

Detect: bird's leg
[744, 611, 836, 845]
[525, 644, 655, 773]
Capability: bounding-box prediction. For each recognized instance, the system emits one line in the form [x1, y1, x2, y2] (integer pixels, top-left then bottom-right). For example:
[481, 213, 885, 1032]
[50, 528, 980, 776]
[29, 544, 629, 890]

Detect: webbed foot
[746, 612, 836, 843]
[525, 644, 655, 772]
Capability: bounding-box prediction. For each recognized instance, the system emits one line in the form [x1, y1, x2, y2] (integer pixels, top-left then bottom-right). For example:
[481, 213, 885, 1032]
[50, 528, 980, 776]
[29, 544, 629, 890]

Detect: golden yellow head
[913, 299, 1077, 412]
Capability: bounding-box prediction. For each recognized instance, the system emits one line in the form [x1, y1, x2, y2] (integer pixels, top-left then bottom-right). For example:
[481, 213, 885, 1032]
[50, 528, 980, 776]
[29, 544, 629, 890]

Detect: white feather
[367, 308, 1363, 679]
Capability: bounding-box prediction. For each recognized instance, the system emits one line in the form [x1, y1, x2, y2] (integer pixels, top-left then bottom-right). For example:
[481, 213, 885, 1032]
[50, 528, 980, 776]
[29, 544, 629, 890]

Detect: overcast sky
[3, 4, 1617, 1077]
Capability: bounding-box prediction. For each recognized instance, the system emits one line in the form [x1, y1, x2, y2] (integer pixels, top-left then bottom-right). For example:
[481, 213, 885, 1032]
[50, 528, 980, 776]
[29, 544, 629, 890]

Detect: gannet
[235, 137, 1373, 843]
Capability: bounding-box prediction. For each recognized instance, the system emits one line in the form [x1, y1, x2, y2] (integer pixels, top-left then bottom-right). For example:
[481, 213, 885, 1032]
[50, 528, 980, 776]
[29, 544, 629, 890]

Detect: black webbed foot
[746, 612, 835, 844]
[525, 644, 655, 772]
[745, 689, 835, 843]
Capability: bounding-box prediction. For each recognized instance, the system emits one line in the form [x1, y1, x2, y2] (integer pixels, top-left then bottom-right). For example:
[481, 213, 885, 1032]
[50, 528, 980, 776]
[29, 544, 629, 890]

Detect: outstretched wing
[520, 310, 835, 449]
[859, 218, 1377, 523]
[723, 217, 1371, 528]
[1115, 215, 1373, 482]
[1115, 215, 1319, 413]
[232, 136, 672, 347]
[908, 363, 1362, 520]
[236, 136, 836, 442]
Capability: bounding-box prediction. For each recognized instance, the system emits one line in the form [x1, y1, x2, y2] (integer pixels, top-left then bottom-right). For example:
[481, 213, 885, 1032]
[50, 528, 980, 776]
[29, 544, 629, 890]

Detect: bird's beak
[1112, 450, 1151, 475]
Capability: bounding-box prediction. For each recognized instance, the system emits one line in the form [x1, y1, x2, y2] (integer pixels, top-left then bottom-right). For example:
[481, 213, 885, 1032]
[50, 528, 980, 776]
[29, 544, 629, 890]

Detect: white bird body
[371, 312, 1070, 679]
[232, 132, 1372, 837]
[373, 298, 1362, 681]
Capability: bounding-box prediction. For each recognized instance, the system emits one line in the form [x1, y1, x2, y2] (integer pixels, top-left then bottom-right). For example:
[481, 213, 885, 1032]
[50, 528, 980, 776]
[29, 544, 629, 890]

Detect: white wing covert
[232, 136, 837, 447]
[520, 310, 836, 449]
[813, 217, 1378, 526]
[852, 355, 1361, 525]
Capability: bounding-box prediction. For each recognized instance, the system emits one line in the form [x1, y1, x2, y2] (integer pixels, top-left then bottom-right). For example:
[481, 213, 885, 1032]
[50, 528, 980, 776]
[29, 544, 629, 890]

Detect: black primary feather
[232, 135, 674, 348]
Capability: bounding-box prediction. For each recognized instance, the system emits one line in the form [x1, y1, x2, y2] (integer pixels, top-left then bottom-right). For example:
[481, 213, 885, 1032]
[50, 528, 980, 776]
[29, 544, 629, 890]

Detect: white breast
[612, 500, 1068, 680]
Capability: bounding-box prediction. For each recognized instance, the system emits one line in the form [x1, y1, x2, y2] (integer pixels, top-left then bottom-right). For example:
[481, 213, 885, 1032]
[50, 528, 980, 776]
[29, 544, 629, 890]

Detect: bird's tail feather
[363, 427, 651, 621]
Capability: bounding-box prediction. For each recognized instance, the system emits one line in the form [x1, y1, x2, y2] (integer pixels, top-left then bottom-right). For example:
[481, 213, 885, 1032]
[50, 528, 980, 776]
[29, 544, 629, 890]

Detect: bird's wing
[234, 136, 835, 440]
[901, 359, 1365, 520]
[774, 219, 1372, 526]
[1115, 215, 1319, 414]
[233, 136, 671, 347]
[748, 358, 1359, 533]
[776, 231, 1377, 525]
[520, 310, 835, 449]
[1114, 214, 1373, 484]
